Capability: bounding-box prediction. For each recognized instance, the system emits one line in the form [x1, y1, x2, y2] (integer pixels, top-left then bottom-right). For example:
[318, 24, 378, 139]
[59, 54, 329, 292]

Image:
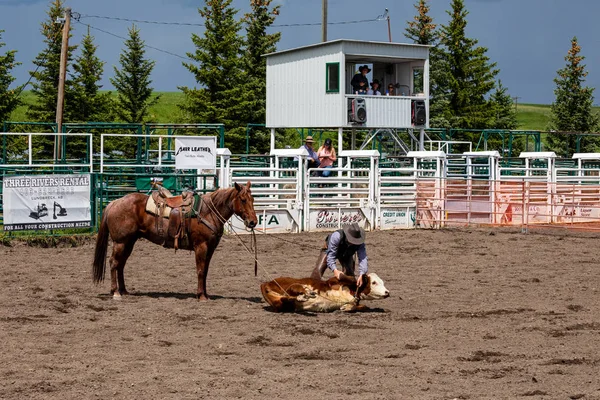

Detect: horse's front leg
[194, 242, 209, 300]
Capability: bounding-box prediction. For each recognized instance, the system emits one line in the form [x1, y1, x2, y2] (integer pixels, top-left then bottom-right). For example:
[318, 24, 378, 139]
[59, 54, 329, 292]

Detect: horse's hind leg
[109, 240, 136, 297]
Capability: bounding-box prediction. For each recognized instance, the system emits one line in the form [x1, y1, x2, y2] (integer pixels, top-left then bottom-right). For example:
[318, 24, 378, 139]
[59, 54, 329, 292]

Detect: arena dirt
[1, 227, 599, 399]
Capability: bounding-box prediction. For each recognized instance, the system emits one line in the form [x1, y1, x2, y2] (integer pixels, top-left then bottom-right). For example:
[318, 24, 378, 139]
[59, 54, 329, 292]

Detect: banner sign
[2, 174, 91, 231]
[307, 208, 370, 232]
[175, 136, 217, 170]
[379, 207, 416, 229]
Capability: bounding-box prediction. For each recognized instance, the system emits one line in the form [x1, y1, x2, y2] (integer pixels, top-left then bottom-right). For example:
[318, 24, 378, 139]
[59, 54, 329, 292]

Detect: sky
[0, 0, 599, 105]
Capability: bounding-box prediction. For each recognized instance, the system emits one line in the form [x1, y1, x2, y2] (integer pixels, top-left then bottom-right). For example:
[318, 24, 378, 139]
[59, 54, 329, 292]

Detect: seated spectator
[351, 65, 370, 94]
[300, 135, 320, 172]
[368, 79, 382, 96]
[386, 84, 396, 96]
[356, 80, 368, 95]
[317, 138, 337, 177]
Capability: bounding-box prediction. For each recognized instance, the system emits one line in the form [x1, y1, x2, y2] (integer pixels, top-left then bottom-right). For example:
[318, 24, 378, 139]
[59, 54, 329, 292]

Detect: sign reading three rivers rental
[2, 174, 92, 232]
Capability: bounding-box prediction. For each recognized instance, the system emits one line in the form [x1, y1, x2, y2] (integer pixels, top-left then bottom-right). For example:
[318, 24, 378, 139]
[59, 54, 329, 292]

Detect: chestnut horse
[92, 181, 258, 300]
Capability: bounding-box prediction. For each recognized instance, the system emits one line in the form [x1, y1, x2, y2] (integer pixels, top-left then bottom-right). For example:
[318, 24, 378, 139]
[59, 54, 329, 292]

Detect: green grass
[515, 103, 552, 131]
[7, 91, 600, 131]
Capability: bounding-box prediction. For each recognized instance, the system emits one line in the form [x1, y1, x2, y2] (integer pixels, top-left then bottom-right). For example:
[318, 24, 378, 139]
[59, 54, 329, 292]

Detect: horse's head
[233, 181, 258, 229]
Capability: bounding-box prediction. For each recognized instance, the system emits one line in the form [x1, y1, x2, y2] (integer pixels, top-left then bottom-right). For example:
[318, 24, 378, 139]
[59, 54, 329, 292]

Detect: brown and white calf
[260, 273, 389, 313]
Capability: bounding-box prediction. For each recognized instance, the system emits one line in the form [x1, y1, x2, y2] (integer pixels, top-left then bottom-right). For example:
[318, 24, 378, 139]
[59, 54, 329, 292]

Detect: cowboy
[311, 223, 368, 287]
[351, 65, 370, 94]
[368, 79, 382, 96]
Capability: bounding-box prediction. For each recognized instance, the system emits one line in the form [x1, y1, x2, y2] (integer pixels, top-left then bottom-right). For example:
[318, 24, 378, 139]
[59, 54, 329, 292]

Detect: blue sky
[0, 0, 598, 104]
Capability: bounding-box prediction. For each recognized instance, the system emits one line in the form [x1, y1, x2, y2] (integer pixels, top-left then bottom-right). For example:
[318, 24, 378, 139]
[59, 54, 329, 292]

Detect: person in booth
[351, 65, 370, 94]
[311, 223, 369, 288]
[317, 138, 336, 177]
[368, 79, 382, 96]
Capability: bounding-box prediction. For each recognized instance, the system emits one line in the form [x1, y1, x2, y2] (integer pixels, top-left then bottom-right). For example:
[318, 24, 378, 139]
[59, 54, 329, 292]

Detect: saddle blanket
[145, 195, 173, 218]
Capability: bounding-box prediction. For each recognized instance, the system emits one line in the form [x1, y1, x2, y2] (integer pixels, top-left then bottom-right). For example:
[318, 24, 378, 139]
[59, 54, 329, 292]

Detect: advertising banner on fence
[2, 174, 91, 231]
[307, 208, 371, 232]
[175, 136, 217, 170]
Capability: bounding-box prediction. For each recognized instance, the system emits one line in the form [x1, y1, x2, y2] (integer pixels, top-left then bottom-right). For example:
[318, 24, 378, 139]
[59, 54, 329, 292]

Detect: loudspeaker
[412, 100, 426, 126]
[348, 97, 367, 124]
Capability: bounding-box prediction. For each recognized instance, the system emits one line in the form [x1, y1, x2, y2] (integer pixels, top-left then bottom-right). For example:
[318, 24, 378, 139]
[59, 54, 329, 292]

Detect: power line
[73, 20, 192, 61]
[78, 13, 386, 28]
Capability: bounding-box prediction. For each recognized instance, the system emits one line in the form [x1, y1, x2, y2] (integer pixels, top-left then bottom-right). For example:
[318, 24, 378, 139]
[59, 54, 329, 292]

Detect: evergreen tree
[436, 0, 499, 132]
[405, 0, 437, 45]
[27, 0, 78, 124]
[110, 24, 159, 124]
[240, 0, 281, 153]
[404, 0, 451, 128]
[71, 28, 113, 123]
[404, 0, 439, 100]
[490, 80, 517, 130]
[547, 37, 599, 156]
[0, 30, 21, 124]
[179, 0, 245, 153]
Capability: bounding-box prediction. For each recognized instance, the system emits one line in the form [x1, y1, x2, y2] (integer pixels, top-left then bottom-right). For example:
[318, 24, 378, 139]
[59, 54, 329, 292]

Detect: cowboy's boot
[310, 249, 328, 280]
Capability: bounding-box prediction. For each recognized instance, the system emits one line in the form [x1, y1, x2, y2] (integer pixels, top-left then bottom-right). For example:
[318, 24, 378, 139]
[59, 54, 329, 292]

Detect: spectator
[300, 135, 320, 172]
[317, 138, 337, 177]
[351, 65, 370, 94]
[386, 84, 396, 96]
[368, 79, 382, 96]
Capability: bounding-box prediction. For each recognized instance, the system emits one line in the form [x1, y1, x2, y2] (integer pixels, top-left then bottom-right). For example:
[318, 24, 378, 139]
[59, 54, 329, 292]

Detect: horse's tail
[93, 203, 111, 283]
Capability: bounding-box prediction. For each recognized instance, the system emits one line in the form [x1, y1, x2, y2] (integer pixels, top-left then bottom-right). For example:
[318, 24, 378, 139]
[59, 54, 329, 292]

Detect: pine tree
[110, 24, 159, 124]
[490, 80, 517, 130]
[27, 0, 78, 124]
[404, 0, 450, 127]
[547, 37, 599, 156]
[0, 30, 21, 124]
[179, 0, 245, 152]
[436, 0, 499, 132]
[71, 28, 113, 123]
[240, 0, 281, 153]
[405, 0, 437, 45]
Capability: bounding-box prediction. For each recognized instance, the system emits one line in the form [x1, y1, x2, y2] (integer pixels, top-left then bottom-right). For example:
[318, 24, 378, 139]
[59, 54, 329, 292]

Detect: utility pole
[55, 7, 71, 161]
[512, 96, 521, 113]
[321, 0, 327, 42]
[386, 9, 392, 42]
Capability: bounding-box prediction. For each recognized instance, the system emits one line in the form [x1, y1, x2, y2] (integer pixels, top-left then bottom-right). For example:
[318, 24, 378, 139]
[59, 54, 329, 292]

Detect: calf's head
[359, 273, 390, 300]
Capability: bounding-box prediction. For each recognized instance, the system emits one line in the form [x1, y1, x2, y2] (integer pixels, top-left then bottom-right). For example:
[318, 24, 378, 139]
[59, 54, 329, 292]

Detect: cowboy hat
[371, 79, 380, 87]
[343, 223, 365, 245]
[359, 65, 371, 73]
[305, 136, 314, 143]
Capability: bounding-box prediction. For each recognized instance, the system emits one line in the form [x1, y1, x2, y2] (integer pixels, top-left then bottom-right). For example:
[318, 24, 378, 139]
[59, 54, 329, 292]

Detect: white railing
[0, 132, 93, 170]
[345, 95, 414, 128]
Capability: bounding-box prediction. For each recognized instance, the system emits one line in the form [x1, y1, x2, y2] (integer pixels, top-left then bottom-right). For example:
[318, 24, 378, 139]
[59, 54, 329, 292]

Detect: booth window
[326, 62, 340, 93]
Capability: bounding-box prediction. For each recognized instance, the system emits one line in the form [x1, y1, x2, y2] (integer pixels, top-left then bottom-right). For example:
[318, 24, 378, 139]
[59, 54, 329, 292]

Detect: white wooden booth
[265, 39, 430, 152]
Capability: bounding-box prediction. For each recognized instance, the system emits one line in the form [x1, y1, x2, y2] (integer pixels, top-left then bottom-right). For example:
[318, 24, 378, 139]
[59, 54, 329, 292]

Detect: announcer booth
[265, 39, 430, 153]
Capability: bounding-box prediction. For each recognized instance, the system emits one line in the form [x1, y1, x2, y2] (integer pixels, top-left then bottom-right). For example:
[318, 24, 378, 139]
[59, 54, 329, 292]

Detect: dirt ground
[1, 227, 600, 400]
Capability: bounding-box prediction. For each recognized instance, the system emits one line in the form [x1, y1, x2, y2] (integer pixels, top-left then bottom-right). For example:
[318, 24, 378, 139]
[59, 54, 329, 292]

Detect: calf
[260, 273, 389, 313]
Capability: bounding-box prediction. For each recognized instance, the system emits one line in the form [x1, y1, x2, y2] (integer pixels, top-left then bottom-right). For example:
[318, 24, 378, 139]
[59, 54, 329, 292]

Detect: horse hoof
[113, 293, 123, 300]
[197, 294, 209, 301]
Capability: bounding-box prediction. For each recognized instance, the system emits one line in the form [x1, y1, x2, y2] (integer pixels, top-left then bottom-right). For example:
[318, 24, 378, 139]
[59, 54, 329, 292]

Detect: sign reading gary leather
[175, 136, 217, 170]
[2, 174, 91, 232]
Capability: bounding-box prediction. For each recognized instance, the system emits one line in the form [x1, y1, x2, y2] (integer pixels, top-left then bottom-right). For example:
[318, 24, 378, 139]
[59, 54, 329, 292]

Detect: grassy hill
[6, 91, 598, 132]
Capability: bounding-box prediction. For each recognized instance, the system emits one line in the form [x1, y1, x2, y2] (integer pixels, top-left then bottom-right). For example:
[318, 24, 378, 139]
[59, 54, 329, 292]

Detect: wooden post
[55, 7, 71, 161]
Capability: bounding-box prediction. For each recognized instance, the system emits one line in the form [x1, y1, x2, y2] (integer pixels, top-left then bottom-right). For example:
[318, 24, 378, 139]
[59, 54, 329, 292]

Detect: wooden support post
[55, 7, 71, 161]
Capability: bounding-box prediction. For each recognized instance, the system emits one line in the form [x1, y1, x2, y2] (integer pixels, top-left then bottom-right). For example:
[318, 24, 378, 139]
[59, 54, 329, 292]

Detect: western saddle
[149, 184, 196, 250]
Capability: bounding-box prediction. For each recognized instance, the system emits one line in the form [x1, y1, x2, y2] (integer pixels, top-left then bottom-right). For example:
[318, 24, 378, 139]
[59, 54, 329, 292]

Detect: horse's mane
[208, 185, 242, 206]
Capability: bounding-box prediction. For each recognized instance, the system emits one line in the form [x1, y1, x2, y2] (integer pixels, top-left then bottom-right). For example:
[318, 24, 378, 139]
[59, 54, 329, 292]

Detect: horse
[92, 181, 258, 300]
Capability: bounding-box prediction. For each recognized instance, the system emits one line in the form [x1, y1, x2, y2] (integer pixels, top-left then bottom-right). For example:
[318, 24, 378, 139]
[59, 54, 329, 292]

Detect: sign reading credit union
[175, 136, 217, 170]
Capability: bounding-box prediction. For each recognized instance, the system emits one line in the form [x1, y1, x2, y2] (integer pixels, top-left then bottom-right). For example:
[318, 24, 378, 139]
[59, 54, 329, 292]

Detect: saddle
[147, 184, 197, 251]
